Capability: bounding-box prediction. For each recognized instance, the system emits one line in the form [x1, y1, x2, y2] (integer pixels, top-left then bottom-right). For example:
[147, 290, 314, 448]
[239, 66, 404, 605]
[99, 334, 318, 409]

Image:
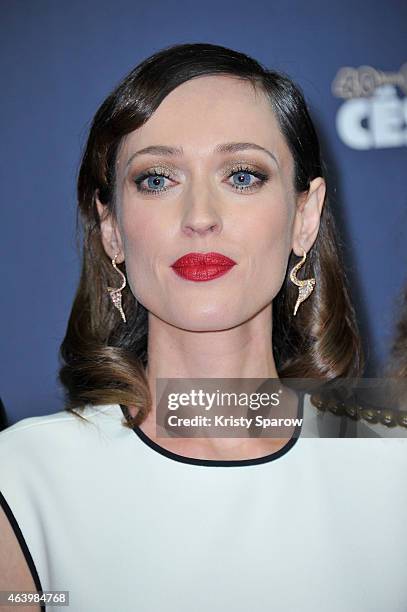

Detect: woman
[1, 42, 406, 612]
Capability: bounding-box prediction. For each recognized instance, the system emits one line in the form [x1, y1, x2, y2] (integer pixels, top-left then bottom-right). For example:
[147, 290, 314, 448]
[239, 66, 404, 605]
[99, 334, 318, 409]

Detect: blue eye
[232, 171, 255, 188]
[228, 166, 269, 192]
[146, 175, 166, 190]
[134, 170, 172, 195]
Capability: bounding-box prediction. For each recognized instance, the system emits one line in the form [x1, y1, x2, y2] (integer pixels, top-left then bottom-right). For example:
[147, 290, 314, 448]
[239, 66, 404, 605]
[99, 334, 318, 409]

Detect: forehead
[120, 75, 292, 170]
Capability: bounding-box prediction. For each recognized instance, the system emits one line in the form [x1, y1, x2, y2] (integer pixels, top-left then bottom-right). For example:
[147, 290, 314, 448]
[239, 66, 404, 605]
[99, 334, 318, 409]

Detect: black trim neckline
[0, 491, 46, 611]
[120, 390, 305, 467]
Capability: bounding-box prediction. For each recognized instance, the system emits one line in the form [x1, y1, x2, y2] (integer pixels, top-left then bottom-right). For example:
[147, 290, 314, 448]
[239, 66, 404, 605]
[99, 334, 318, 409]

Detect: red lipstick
[171, 252, 237, 282]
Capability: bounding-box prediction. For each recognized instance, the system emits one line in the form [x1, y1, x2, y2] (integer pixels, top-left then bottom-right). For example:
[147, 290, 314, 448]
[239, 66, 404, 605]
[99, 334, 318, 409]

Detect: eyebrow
[125, 142, 280, 169]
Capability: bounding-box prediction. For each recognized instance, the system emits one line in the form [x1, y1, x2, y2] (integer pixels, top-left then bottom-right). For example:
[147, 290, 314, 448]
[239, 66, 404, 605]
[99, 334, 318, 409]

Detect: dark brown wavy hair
[386, 282, 407, 378]
[58, 42, 364, 428]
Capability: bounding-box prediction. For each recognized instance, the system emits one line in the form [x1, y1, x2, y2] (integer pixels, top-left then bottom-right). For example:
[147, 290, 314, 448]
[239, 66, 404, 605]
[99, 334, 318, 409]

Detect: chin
[167, 309, 247, 333]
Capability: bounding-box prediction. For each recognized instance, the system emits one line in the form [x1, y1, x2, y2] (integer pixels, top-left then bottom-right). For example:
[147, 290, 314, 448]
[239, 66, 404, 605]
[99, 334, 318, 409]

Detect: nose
[180, 186, 223, 238]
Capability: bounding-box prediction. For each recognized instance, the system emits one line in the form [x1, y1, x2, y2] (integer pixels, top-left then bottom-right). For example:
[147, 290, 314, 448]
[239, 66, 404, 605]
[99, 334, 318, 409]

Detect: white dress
[0, 393, 406, 612]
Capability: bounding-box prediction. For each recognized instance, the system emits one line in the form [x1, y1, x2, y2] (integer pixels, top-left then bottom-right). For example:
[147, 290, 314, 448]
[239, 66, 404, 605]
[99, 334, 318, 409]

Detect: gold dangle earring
[107, 253, 127, 323]
[289, 249, 316, 316]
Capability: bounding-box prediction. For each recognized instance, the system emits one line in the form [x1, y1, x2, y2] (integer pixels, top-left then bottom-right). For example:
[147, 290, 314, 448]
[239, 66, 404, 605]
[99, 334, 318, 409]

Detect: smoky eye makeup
[220, 160, 270, 181]
[127, 162, 177, 182]
[130, 164, 179, 196]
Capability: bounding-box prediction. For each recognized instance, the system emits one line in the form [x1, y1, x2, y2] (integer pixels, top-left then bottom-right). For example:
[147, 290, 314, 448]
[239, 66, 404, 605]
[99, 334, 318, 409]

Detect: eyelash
[132, 164, 270, 196]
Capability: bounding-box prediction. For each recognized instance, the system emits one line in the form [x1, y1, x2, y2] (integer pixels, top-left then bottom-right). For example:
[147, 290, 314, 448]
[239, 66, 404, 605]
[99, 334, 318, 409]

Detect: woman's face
[99, 75, 324, 332]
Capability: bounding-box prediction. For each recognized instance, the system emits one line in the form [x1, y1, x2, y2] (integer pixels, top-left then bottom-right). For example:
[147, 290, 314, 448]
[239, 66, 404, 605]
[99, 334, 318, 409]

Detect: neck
[144, 303, 279, 414]
[131, 303, 300, 459]
[146, 302, 277, 379]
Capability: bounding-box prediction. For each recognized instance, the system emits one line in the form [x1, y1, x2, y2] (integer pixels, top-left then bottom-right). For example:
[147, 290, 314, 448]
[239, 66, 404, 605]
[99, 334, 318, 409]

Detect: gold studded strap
[310, 394, 407, 429]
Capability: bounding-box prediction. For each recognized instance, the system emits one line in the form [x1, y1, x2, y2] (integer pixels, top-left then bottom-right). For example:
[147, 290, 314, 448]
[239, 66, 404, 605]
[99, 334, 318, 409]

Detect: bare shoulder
[0, 504, 41, 611]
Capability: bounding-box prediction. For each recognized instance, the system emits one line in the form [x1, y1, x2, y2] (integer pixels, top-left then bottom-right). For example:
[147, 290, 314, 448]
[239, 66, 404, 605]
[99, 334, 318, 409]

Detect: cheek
[121, 201, 152, 246]
[119, 210, 160, 300]
[239, 202, 294, 305]
[246, 201, 293, 265]
[119, 204, 178, 312]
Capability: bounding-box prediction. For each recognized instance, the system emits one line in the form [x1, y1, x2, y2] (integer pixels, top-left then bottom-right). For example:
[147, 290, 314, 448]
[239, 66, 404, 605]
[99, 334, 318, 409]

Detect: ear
[292, 177, 326, 256]
[95, 192, 124, 263]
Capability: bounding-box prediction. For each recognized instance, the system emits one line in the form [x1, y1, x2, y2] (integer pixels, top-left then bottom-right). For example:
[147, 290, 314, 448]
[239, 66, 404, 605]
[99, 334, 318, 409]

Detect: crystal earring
[289, 249, 316, 316]
[107, 253, 127, 323]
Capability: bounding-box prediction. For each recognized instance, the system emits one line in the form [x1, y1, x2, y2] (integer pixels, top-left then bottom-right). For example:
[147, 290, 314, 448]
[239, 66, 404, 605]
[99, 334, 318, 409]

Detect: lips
[171, 252, 237, 282]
